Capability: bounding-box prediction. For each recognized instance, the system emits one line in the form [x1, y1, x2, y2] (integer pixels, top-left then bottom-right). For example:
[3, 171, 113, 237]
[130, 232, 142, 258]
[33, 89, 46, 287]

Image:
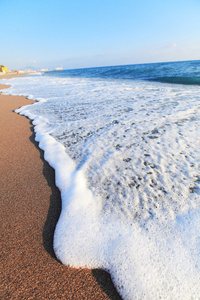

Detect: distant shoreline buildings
[55, 67, 63, 71]
[40, 67, 63, 72]
[0, 65, 9, 73]
[0, 64, 63, 75]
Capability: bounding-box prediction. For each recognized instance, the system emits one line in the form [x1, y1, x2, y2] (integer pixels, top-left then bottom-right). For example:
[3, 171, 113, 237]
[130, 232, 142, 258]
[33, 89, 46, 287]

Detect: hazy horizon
[1, 0, 200, 70]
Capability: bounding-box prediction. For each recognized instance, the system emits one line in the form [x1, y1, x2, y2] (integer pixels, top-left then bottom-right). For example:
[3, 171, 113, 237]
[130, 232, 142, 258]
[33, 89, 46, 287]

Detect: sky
[0, 0, 200, 70]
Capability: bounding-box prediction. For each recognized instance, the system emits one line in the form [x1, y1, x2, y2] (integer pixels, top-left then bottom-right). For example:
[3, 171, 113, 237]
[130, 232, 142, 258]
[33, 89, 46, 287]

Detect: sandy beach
[0, 82, 121, 299]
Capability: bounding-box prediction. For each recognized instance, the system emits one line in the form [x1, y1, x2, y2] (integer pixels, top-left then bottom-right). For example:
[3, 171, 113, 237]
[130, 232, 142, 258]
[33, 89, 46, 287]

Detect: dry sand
[0, 83, 121, 299]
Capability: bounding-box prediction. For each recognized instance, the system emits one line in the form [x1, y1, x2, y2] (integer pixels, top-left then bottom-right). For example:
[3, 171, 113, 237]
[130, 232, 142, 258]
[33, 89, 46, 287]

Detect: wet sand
[0, 83, 121, 299]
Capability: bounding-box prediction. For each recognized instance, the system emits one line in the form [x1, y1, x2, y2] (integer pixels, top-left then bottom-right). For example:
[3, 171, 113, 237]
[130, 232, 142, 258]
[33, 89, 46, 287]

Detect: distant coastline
[0, 67, 63, 79]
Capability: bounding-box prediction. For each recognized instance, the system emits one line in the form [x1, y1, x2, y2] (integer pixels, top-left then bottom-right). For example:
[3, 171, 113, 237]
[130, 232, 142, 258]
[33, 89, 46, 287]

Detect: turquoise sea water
[45, 60, 200, 85]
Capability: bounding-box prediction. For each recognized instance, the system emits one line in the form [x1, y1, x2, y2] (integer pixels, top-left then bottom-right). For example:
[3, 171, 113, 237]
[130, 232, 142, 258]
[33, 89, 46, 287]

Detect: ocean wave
[151, 76, 200, 85]
[44, 60, 200, 86]
[1, 72, 200, 299]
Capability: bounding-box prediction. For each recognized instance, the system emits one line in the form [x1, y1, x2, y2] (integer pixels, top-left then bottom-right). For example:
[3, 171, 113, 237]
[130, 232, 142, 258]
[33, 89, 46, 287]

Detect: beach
[0, 82, 121, 299]
[1, 62, 200, 299]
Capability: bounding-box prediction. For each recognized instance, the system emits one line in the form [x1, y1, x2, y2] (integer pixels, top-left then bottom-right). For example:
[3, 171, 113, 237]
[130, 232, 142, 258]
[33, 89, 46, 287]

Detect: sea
[1, 60, 200, 299]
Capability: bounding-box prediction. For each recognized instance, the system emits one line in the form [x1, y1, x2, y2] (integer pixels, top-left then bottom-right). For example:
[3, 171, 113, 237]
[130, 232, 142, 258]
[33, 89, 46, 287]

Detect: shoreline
[0, 82, 121, 299]
[0, 71, 37, 79]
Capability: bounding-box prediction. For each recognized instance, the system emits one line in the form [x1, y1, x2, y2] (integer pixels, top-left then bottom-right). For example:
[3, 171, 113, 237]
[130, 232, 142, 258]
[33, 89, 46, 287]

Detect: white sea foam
[1, 75, 200, 299]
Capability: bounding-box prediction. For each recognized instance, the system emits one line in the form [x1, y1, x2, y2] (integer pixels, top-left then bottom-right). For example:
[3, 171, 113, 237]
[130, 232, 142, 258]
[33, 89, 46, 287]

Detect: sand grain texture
[0, 84, 121, 300]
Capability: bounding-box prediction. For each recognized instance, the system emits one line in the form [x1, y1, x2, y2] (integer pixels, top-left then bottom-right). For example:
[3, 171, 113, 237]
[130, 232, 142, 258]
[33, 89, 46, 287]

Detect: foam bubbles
[1, 75, 200, 299]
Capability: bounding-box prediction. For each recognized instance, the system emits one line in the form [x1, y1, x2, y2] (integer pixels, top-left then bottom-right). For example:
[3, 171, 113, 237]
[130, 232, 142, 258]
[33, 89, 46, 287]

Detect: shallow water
[1, 61, 200, 299]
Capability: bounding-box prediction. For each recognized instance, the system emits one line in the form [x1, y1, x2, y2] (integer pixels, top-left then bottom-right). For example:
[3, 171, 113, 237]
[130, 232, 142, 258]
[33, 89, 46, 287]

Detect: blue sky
[1, 0, 200, 70]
